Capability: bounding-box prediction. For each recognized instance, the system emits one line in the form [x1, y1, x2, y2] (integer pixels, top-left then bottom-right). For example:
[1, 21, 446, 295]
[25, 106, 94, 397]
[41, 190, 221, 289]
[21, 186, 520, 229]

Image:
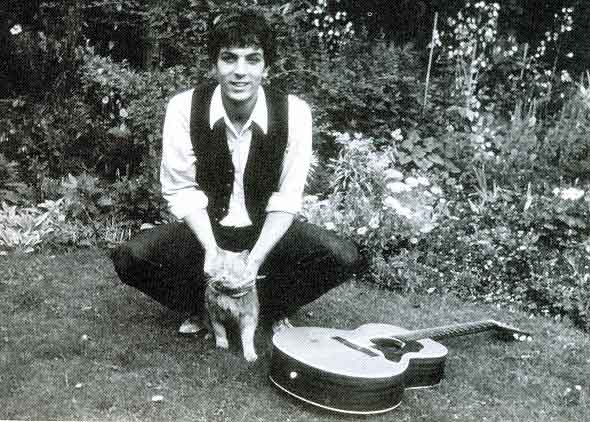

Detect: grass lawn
[0, 248, 588, 421]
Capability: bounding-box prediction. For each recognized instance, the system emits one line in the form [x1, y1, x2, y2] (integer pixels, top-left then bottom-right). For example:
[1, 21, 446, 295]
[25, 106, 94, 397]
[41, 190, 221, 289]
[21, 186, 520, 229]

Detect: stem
[423, 12, 438, 113]
[519, 43, 529, 81]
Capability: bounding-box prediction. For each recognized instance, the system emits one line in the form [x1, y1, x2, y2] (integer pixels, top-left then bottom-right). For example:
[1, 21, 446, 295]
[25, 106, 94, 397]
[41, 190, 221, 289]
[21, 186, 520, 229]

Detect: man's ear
[262, 67, 270, 80]
[208, 65, 218, 80]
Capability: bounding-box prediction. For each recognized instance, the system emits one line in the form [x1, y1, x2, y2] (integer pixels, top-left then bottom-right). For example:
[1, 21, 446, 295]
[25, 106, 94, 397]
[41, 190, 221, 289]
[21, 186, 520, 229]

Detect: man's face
[213, 46, 268, 105]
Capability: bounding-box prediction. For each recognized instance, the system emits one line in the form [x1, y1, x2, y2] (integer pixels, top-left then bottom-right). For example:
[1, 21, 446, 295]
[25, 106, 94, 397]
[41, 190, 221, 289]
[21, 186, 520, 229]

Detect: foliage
[4, 1, 84, 99]
[539, 88, 590, 181]
[284, 38, 425, 152]
[436, 2, 577, 123]
[0, 96, 104, 200]
[302, 133, 446, 284]
[403, 182, 590, 331]
[80, 49, 194, 177]
[0, 199, 64, 253]
[0, 153, 30, 204]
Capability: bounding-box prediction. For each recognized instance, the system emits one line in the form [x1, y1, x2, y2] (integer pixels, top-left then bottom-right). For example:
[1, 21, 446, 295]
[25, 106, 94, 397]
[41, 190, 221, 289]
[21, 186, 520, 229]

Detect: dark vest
[189, 83, 289, 226]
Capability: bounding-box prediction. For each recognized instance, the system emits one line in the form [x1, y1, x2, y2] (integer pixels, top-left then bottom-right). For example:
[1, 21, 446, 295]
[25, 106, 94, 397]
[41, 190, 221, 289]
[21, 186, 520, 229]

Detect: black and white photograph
[1, 0, 589, 421]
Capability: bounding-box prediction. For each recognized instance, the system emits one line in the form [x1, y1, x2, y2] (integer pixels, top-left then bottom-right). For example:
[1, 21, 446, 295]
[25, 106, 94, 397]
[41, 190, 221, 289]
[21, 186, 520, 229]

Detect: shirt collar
[209, 84, 268, 135]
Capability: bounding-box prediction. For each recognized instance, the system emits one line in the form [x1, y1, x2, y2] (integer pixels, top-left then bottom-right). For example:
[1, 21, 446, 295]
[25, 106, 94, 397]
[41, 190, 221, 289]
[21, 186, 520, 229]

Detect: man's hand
[243, 256, 263, 284]
[203, 247, 220, 278]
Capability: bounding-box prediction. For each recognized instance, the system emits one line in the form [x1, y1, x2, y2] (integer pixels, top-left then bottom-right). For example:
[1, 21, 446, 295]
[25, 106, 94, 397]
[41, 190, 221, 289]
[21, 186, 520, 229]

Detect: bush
[302, 132, 446, 283]
[408, 182, 590, 331]
[80, 50, 195, 177]
[0, 153, 30, 204]
[0, 96, 105, 200]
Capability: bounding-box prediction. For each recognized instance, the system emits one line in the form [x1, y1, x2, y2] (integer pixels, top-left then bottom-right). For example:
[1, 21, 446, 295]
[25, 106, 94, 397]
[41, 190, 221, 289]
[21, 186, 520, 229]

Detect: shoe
[178, 315, 207, 334]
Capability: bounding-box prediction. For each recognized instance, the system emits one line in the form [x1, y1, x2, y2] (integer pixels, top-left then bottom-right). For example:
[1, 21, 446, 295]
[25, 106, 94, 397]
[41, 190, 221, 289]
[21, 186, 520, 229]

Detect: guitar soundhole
[371, 338, 404, 349]
[370, 338, 424, 363]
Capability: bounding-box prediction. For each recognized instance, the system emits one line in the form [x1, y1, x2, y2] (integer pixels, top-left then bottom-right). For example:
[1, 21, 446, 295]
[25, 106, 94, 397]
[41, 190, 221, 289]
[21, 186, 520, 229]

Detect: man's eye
[220, 55, 236, 62]
[247, 56, 263, 64]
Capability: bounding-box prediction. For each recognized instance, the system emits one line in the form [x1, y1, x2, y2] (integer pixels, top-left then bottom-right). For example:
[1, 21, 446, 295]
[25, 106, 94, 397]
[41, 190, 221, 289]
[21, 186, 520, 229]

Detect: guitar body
[269, 323, 448, 415]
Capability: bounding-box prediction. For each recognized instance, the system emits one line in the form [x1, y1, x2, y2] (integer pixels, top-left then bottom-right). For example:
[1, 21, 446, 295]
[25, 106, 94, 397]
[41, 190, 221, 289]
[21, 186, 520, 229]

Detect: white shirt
[160, 85, 312, 226]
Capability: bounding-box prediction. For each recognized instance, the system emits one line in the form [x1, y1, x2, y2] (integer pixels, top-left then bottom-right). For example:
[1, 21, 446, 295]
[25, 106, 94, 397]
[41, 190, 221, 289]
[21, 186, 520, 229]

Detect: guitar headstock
[488, 320, 532, 342]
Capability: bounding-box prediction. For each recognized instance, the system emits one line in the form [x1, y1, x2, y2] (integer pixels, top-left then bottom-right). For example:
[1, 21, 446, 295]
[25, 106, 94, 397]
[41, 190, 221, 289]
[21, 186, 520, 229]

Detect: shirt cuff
[265, 192, 302, 215]
[163, 189, 209, 220]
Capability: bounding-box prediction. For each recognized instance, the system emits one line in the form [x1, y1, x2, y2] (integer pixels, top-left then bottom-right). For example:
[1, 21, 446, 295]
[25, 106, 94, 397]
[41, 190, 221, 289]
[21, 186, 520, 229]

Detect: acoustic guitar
[269, 320, 531, 415]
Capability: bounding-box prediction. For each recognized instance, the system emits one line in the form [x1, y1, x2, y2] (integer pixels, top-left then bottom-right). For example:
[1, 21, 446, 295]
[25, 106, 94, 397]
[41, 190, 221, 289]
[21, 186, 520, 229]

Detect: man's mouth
[230, 82, 249, 89]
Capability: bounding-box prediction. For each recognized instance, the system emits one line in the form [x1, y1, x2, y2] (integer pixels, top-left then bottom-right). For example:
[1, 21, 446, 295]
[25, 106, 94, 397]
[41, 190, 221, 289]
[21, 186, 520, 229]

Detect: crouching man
[111, 8, 361, 335]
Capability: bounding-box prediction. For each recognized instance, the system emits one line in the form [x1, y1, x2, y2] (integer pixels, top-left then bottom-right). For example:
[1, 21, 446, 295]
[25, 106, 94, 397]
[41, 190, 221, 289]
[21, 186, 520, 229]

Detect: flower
[387, 182, 410, 193]
[416, 176, 430, 186]
[102, 96, 110, 105]
[324, 222, 336, 230]
[405, 177, 419, 188]
[383, 196, 413, 218]
[391, 128, 403, 141]
[559, 187, 584, 201]
[368, 215, 380, 229]
[10, 24, 22, 35]
[384, 168, 404, 180]
[119, 108, 128, 118]
[430, 186, 443, 196]
[356, 227, 368, 235]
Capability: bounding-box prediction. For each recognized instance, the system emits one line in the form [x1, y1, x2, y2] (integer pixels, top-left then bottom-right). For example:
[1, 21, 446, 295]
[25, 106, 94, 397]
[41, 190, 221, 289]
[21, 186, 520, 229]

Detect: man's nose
[234, 58, 247, 75]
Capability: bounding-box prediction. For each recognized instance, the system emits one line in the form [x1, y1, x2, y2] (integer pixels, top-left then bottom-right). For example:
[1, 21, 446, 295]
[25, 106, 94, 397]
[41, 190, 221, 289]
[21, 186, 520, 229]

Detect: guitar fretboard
[396, 320, 500, 342]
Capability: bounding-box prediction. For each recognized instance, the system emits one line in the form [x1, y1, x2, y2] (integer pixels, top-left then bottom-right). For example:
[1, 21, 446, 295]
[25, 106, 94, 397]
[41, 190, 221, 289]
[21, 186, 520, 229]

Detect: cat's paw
[244, 350, 258, 362]
[215, 337, 229, 349]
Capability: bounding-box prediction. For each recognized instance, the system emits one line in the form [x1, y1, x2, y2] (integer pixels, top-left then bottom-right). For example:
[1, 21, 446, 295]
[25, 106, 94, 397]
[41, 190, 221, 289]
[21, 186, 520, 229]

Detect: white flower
[420, 223, 436, 234]
[383, 196, 413, 218]
[383, 196, 402, 209]
[119, 108, 128, 118]
[559, 187, 584, 201]
[324, 222, 336, 230]
[391, 128, 403, 141]
[384, 168, 404, 180]
[387, 181, 410, 193]
[405, 177, 419, 188]
[416, 176, 430, 186]
[10, 24, 22, 35]
[102, 96, 110, 105]
[368, 216, 380, 229]
[356, 227, 368, 235]
[430, 186, 443, 196]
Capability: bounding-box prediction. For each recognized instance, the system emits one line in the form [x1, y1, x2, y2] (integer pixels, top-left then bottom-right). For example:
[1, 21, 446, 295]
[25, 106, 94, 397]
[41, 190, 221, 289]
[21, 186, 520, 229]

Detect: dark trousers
[110, 220, 361, 322]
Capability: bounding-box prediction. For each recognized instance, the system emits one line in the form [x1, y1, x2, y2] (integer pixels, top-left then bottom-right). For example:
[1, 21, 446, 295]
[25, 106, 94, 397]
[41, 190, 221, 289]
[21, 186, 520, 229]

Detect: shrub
[0, 97, 104, 200]
[0, 199, 65, 253]
[80, 50, 194, 177]
[0, 153, 30, 204]
[409, 181, 590, 331]
[302, 132, 446, 286]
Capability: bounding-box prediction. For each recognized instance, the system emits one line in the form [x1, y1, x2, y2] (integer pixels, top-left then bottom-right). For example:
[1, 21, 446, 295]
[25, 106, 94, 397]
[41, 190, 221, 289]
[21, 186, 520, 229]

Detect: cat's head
[212, 249, 250, 289]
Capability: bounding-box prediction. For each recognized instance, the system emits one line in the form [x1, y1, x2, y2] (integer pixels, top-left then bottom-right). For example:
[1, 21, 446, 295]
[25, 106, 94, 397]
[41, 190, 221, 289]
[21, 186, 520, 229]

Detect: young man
[111, 9, 360, 334]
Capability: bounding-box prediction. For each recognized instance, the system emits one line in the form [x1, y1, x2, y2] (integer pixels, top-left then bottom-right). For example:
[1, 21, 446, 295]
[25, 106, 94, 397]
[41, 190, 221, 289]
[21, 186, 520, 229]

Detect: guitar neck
[397, 320, 500, 342]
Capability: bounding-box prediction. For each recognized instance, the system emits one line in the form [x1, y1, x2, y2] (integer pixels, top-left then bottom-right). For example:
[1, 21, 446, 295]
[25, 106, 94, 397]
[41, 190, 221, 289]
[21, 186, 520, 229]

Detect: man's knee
[110, 243, 144, 286]
[330, 238, 362, 275]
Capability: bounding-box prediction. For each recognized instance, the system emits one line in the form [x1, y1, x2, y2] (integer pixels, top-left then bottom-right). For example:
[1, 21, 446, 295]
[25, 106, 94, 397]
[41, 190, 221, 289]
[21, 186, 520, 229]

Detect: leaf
[428, 153, 445, 165]
[398, 153, 412, 165]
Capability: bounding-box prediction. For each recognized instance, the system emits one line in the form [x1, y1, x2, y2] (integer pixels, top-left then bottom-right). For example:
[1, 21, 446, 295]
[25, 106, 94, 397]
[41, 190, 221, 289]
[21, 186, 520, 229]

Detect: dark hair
[207, 8, 276, 66]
